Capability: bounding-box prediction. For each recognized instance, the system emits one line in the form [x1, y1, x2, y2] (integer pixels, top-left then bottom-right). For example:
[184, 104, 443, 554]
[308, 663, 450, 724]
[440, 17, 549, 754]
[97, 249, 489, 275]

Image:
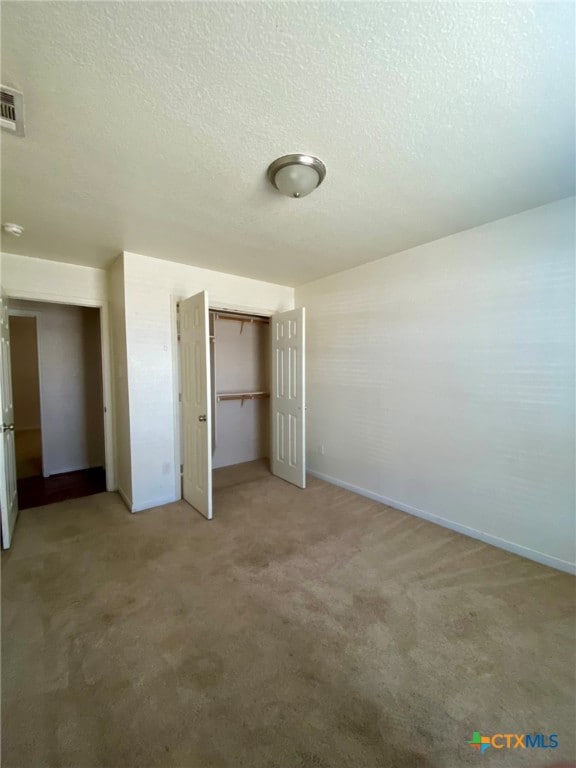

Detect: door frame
[3, 293, 115, 491]
[171, 296, 275, 501]
[7, 308, 49, 477]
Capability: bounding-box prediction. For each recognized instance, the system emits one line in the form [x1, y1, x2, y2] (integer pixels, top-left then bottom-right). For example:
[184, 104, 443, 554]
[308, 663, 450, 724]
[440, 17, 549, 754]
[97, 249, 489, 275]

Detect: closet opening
[177, 290, 305, 520]
[210, 309, 272, 491]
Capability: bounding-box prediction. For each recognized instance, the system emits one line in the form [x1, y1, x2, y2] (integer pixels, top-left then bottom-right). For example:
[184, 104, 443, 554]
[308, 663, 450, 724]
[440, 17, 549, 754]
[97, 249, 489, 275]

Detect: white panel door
[0, 300, 18, 548]
[271, 307, 306, 489]
[180, 292, 213, 519]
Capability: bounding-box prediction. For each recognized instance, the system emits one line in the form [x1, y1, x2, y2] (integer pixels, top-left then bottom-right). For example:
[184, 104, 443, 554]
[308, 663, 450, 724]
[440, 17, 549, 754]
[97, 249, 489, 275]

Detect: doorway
[8, 300, 106, 510]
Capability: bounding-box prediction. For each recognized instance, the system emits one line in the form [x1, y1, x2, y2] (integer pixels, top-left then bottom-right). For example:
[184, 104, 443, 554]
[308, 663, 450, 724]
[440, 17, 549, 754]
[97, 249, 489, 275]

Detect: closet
[210, 310, 270, 470]
[178, 291, 305, 520]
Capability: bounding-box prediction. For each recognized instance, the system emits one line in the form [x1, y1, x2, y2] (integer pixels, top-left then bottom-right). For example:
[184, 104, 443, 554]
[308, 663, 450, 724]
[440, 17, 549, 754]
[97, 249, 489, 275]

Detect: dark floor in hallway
[17, 466, 106, 510]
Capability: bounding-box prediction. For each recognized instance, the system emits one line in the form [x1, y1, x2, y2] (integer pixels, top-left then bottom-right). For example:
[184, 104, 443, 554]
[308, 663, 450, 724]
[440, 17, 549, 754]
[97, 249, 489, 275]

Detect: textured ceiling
[1, 2, 574, 286]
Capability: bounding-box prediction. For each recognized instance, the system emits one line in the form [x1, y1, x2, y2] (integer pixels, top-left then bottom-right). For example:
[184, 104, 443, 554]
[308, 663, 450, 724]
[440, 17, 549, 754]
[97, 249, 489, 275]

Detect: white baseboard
[308, 469, 576, 575]
[117, 487, 179, 514]
[45, 463, 95, 476]
[46, 467, 90, 476]
[130, 494, 179, 513]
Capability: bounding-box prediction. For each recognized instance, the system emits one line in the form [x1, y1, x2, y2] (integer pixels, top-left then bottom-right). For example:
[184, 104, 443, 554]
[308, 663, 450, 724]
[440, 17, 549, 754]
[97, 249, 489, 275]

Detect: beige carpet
[2, 462, 575, 767]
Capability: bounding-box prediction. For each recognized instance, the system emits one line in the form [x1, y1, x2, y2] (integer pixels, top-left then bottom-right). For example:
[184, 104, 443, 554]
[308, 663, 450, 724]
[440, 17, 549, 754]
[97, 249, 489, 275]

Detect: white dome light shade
[274, 163, 319, 198]
[267, 154, 326, 198]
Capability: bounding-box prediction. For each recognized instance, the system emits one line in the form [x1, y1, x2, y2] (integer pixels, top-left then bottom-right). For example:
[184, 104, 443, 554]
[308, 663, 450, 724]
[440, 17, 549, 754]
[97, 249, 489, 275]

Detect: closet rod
[211, 311, 270, 325]
[217, 391, 270, 405]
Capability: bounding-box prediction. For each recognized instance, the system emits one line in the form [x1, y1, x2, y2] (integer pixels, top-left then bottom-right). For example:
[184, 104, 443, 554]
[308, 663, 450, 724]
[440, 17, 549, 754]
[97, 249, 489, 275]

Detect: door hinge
[179, 393, 182, 402]
[180, 464, 183, 474]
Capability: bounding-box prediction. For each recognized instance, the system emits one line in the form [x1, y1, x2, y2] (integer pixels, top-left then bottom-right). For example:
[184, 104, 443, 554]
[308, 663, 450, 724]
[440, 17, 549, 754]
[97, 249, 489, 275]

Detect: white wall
[1, 252, 106, 306]
[108, 257, 132, 505]
[9, 300, 105, 476]
[213, 317, 269, 469]
[295, 198, 575, 573]
[0, 252, 115, 489]
[122, 252, 293, 511]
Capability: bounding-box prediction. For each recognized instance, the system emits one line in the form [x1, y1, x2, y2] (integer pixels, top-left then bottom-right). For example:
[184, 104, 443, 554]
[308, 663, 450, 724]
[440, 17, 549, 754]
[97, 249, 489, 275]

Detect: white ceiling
[1, 2, 574, 286]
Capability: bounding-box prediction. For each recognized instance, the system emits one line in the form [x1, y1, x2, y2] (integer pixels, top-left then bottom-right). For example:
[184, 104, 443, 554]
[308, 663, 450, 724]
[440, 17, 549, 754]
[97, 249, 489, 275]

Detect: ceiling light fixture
[2, 222, 24, 237]
[267, 154, 326, 198]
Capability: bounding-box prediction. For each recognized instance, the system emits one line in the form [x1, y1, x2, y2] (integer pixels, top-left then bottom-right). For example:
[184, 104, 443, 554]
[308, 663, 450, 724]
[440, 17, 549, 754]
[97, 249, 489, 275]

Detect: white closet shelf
[216, 391, 270, 405]
[211, 311, 269, 324]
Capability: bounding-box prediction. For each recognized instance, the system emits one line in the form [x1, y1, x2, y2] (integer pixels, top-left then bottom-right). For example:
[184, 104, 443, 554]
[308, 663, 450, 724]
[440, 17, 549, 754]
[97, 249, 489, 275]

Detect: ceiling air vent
[1, 86, 24, 137]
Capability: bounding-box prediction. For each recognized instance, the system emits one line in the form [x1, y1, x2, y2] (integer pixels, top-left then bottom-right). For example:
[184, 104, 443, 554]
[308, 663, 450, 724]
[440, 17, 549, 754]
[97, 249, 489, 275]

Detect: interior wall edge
[107, 254, 131, 500]
[117, 487, 133, 513]
[309, 469, 576, 575]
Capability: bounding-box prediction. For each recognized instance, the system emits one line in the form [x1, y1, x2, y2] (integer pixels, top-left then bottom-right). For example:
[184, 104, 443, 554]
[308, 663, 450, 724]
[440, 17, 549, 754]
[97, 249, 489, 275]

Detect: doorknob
[198, 415, 207, 422]
[2, 424, 14, 432]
